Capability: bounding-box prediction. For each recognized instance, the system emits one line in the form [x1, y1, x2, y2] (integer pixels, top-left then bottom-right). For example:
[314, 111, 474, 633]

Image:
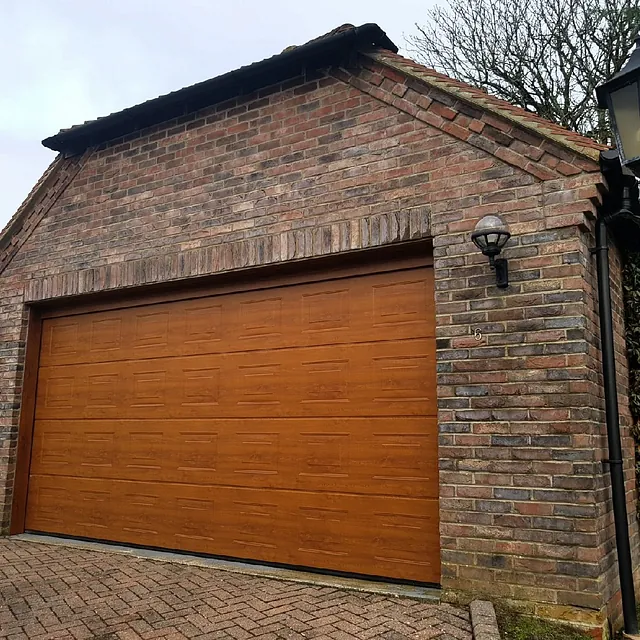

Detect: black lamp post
[596, 39, 640, 637]
[597, 35, 640, 176]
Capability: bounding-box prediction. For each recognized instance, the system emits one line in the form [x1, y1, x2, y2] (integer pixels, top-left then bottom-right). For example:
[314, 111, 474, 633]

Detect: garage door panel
[371, 507, 440, 578]
[30, 417, 438, 498]
[24, 481, 66, 530]
[294, 419, 439, 498]
[31, 422, 117, 475]
[32, 428, 73, 470]
[75, 487, 111, 535]
[38, 269, 435, 369]
[293, 493, 440, 581]
[120, 490, 164, 540]
[31, 420, 226, 483]
[28, 264, 439, 584]
[173, 429, 220, 481]
[222, 496, 281, 558]
[36, 339, 436, 420]
[26, 474, 438, 582]
[37, 363, 122, 420]
[41, 319, 81, 362]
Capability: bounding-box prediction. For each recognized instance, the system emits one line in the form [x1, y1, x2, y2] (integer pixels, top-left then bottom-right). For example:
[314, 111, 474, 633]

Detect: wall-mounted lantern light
[471, 214, 511, 288]
[596, 35, 640, 177]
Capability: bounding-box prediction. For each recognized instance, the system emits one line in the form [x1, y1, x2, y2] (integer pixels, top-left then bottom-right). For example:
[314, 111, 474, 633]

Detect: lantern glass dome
[471, 215, 511, 258]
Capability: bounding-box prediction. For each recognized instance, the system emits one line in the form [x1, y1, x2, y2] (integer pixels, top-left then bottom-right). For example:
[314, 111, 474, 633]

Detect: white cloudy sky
[0, 0, 433, 230]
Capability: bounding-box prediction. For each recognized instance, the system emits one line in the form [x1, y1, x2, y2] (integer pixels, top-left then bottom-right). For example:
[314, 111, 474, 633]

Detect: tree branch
[405, 0, 640, 141]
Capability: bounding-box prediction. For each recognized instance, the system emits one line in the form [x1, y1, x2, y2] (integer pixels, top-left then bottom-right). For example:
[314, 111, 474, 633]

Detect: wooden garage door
[24, 261, 439, 583]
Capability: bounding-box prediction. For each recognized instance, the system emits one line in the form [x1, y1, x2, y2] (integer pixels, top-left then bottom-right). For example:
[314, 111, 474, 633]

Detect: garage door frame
[10, 241, 435, 542]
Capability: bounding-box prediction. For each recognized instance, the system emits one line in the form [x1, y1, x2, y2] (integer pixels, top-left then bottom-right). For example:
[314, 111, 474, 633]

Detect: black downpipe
[595, 212, 638, 635]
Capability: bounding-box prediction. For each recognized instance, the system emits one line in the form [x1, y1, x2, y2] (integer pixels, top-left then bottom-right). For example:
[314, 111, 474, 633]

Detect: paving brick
[0, 539, 471, 639]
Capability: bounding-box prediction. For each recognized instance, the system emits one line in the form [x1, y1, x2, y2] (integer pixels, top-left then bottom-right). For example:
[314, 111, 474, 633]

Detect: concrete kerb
[470, 600, 501, 640]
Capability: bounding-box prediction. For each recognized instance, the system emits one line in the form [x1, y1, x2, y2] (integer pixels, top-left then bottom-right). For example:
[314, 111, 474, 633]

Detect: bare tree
[406, 0, 640, 141]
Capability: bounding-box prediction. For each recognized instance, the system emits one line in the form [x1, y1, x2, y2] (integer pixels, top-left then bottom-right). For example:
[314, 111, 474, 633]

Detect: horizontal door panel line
[35, 414, 439, 421]
[27, 474, 440, 501]
[38, 335, 436, 369]
[33, 417, 436, 424]
[28, 480, 440, 500]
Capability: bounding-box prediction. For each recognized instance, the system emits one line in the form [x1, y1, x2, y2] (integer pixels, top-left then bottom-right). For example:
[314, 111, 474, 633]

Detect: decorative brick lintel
[25, 210, 430, 302]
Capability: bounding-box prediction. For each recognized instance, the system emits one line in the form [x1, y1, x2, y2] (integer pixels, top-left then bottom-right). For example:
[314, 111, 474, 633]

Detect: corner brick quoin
[0, 42, 634, 636]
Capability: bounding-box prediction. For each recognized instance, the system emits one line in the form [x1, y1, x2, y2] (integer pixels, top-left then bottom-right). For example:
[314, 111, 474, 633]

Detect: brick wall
[0, 52, 633, 622]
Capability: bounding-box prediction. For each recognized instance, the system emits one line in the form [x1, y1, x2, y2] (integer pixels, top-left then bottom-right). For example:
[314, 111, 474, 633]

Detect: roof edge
[0, 155, 63, 254]
[367, 50, 604, 165]
[0, 152, 89, 277]
[43, 24, 397, 155]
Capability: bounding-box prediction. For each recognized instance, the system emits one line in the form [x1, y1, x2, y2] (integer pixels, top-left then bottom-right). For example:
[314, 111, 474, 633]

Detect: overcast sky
[0, 1, 433, 230]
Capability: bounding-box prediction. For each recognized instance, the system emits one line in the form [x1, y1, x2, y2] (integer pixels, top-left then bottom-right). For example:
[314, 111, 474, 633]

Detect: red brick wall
[0, 53, 632, 622]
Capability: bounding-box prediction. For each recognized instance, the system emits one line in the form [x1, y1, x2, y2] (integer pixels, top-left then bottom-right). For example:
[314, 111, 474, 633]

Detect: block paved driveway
[0, 538, 472, 640]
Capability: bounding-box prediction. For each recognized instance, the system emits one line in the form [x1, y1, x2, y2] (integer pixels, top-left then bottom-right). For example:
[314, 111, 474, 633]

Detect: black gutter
[597, 150, 639, 635]
[42, 23, 397, 155]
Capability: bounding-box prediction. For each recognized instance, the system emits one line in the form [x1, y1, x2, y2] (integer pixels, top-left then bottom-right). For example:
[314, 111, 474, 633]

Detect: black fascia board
[42, 23, 397, 154]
